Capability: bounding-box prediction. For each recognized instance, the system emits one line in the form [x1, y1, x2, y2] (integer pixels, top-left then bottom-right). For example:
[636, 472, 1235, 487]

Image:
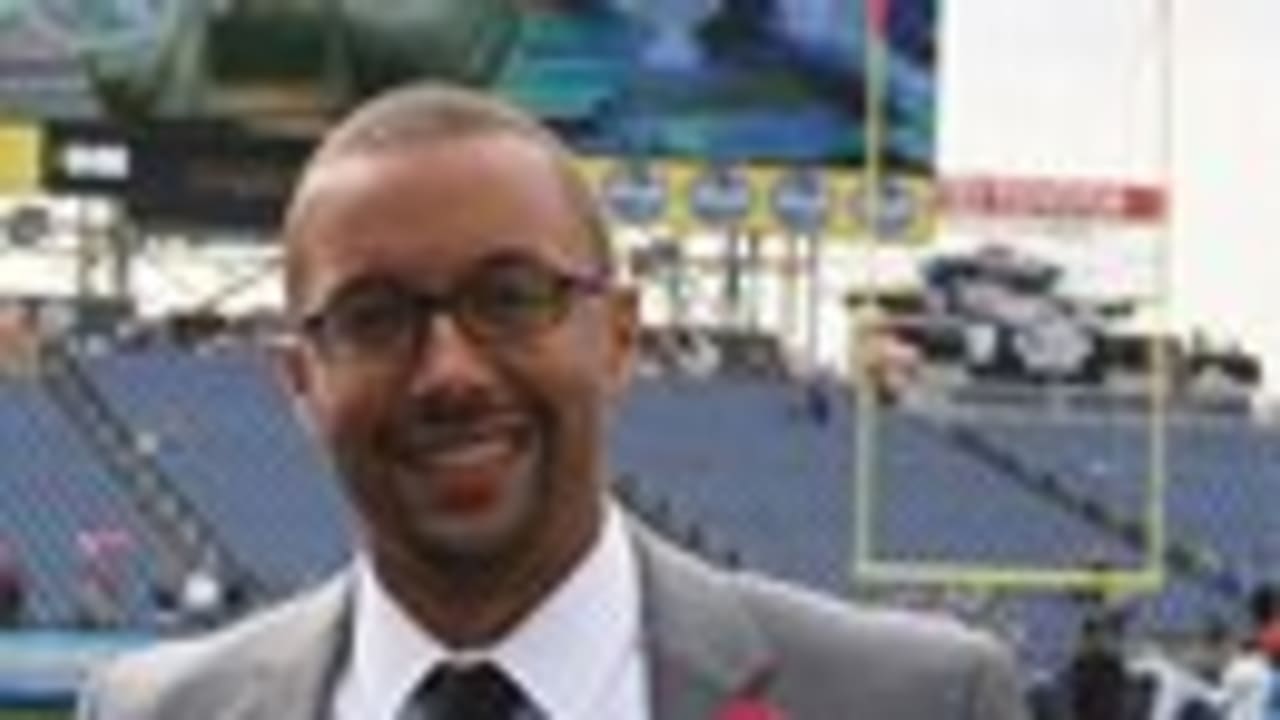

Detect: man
[1217, 584, 1280, 720]
[76, 83, 1027, 719]
[1062, 614, 1132, 720]
[1127, 640, 1222, 720]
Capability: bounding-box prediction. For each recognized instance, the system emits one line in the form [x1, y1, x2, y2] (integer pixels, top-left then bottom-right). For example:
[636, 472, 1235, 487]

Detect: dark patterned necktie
[411, 661, 531, 720]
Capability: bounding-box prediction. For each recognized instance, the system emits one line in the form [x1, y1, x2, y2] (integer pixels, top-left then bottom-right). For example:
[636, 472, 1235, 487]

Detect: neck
[372, 499, 605, 648]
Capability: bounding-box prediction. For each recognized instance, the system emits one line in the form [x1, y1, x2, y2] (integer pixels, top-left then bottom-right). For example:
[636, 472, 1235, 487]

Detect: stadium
[1, 1, 1277, 718]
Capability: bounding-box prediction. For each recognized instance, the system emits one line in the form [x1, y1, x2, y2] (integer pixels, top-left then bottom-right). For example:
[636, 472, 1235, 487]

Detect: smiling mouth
[397, 420, 533, 516]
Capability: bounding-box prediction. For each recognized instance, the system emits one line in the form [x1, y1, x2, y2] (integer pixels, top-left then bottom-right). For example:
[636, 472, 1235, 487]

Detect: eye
[464, 265, 567, 334]
[320, 285, 420, 351]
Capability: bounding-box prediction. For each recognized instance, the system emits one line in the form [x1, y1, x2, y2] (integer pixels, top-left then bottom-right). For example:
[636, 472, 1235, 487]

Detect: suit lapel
[630, 523, 776, 720]
[202, 525, 776, 720]
[233, 574, 354, 720]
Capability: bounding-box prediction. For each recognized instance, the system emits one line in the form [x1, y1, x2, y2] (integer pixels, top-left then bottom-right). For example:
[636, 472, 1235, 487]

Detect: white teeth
[401, 416, 527, 466]
[431, 435, 509, 465]
[404, 429, 515, 467]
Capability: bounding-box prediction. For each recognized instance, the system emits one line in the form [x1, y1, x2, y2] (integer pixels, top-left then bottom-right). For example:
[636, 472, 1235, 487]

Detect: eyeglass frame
[294, 254, 613, 365]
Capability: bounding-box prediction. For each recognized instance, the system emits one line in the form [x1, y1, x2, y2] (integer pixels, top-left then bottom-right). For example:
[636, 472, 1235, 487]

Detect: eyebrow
[302, 273, 411, 321]
[467, 245, 593, 273]
[312, 245, 603, 304]
[323, 272, 410, 300]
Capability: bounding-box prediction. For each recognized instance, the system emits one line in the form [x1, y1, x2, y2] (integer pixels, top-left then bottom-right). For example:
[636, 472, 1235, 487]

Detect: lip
[399, 415, 532, 463]
[389, 415, 535, 515]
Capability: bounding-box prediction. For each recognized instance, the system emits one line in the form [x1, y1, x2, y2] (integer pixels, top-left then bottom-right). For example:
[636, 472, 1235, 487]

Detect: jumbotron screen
[0, 0, 941, 170]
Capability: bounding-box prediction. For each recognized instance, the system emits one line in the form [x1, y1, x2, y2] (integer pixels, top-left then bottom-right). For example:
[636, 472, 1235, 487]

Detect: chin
[428, 512, 522, 554]
[410, 483, 541, 565]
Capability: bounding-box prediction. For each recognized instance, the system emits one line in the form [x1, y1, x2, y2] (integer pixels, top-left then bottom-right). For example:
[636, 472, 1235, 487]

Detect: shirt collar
[493, 502, 641, 718]
[346, 555, 444, 720]
[345, 502, 641, 720]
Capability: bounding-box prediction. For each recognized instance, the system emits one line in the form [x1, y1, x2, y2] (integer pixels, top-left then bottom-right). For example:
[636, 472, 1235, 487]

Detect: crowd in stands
[635, 325, 793, 379]
[1025, 584, 1280, 720]
[0, 540, 23, 629]
[0, 305, 38, 376]
[0, 530, 246, 635]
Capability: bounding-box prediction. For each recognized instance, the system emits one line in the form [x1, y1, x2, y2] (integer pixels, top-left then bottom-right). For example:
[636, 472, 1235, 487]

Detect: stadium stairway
[79, 344, 349, 594]
[0, 375, 155, 625]
[37, 341, 260, 601]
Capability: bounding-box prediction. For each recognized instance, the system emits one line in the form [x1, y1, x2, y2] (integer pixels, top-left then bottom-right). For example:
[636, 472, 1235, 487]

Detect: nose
[405, 312, 496, 395]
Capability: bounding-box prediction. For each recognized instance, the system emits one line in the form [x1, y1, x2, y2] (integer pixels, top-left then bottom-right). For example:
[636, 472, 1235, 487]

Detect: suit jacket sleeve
[965, 631, 1028, 720]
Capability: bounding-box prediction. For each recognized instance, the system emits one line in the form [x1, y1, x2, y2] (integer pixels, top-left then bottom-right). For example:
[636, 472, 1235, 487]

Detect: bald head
[283, 84, 612, 308]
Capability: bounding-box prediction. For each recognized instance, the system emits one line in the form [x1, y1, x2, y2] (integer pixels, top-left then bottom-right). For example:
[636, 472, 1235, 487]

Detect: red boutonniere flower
[716, 663, 785, 720]
[715, 697, 787, 720]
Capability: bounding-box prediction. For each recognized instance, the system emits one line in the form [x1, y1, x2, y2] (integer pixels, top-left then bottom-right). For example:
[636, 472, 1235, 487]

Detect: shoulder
[77, 577, 348, 719]
[725, 571, 1027, 718]
[632, 520, 1017, 677]
[731, 570, 1010, 672]
[638, 521, 1026, 716]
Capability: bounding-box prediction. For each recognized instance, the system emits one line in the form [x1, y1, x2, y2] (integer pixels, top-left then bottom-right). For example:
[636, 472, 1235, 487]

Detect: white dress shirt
[1127, 647, 1219, 720]
[1216, 652, 1278, 720]
[331, 503, 650, 720]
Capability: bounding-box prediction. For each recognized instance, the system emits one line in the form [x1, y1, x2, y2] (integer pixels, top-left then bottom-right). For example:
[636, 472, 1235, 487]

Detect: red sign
[941, 175, 1165, 223]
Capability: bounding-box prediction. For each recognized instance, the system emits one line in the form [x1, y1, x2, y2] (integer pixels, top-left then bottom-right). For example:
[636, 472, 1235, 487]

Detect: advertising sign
[1, 0, 941, 172]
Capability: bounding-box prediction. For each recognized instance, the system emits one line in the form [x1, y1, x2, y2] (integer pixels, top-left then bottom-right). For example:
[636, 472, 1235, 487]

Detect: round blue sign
[689, 165, 752, 227]
[602, 161, 667, 225]
[771, 168, 830, 233]
[849, 176, 922, 240]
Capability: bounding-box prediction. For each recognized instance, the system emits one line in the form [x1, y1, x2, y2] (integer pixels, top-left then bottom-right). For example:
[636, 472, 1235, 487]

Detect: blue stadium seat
[9, 344, 1277, 668]
[0, 378, 154, 625]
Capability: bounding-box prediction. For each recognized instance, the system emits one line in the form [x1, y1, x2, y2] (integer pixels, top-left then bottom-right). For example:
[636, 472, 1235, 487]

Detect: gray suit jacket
[77, 524, 1028, 719]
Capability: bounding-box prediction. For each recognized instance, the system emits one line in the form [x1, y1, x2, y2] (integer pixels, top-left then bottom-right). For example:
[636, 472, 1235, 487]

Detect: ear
[269, 333, 316, 417]
[603, 285, 640, 398]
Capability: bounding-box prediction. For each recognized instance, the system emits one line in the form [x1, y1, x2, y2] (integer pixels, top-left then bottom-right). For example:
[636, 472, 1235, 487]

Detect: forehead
[286, 134, 590, 305]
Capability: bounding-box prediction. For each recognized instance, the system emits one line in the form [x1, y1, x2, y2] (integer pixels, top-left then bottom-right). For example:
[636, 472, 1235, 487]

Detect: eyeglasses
[298, 255, 609, 364]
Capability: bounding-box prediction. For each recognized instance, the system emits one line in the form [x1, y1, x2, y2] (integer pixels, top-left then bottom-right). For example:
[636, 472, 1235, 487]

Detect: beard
[334, 415, 550, 575]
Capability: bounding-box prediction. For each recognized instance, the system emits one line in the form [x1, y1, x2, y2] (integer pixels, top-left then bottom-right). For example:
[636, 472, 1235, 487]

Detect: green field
[0, 711, 70, 720]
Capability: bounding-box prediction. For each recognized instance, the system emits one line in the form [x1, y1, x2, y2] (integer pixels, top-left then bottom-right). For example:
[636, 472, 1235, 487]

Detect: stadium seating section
[2, 343, 1279, 670]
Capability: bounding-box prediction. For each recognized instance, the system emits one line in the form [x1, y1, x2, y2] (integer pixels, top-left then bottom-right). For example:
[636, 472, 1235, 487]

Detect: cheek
[524, 328, 616, 451]
[307, 370, 394, 464]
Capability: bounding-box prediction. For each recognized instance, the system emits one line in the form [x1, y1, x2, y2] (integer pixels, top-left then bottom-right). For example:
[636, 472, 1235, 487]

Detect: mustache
[391, 395, 527, 448]
[405, 396, 516, 426]
[402, 380, 512, 423]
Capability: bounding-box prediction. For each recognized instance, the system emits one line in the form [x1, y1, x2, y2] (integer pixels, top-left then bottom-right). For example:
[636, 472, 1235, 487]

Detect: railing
[36, 339, 266, 602]
[931, 417, 1245, 603]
